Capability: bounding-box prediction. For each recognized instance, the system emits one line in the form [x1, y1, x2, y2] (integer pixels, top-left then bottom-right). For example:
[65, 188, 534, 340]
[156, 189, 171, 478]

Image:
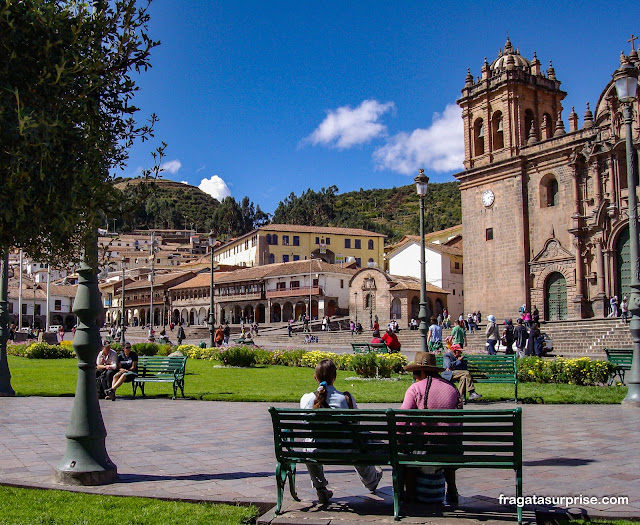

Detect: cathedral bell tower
[458, 38, 567, 169]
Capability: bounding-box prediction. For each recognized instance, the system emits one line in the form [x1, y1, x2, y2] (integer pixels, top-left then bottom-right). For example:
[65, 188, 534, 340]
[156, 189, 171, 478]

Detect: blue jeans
[487, 339, 497, 355]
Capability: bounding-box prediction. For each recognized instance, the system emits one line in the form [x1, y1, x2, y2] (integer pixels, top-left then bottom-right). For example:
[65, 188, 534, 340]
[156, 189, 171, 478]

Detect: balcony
[216, 291, 264, 302]
[266, 286, 323, 299]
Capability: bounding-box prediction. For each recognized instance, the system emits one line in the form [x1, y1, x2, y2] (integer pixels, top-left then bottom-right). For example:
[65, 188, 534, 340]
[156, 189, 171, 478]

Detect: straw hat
[404, 351, 445, 373]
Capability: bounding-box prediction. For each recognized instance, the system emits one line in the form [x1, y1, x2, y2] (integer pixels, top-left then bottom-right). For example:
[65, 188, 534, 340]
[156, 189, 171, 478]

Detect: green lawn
[7, 356, 627, 404]
[0, 485, 257, 525]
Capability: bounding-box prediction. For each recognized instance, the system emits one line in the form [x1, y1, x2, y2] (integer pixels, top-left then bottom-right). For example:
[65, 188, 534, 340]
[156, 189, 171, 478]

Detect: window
[293, 236, 300, 246]
[474, 118, 484, 156]
[326, 237, 331, 245]
[293, 255, 300, 261]
[282, 255, 289, 263]
[355, 239, 361, 249]
[272, 234, 278, 245]
[8, 303, 13, 314]
[345, 239, 351, 249]
[34, 305, 41, 315]
[548, 179, 559, 206]
[22, 304, 27, 315]
[245, 240, 249, 250]
[486, 228, 494, 241]
[340, 279, 344, 289]
[276, 282, 286, 290]
[355, 258, 361, 267]
[454, 262, 460, 269]
[313, 278, 319, 286]
[540, 174, 560, 207]
[453, 289, 456, 295]
[54, 300, 62, 311]
[266, 234, 272, 245]
[269, 254, 275, 264]
[492, 111, 504, 150]
[315, 237, 320, 245]
[282, 235, 290, 245]
[290, 280, 300, 289]
[368, 239, 374, 250]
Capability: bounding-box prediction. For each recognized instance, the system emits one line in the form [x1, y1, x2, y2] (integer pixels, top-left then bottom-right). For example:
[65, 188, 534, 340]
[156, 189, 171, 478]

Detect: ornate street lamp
[614, 56, 640, 406]
[120, 262, 126, 344]
[354, 291, 358, 325]
[368, 279, 374, 330]
[415, 168, 430, 353]
[208, 231, 217, 348]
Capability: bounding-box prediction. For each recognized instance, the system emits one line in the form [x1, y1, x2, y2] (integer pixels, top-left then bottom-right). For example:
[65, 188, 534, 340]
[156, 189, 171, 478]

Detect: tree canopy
[0, 0, 161, 265]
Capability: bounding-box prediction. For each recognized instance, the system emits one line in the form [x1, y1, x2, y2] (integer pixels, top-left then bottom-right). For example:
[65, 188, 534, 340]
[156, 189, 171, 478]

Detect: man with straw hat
[400, 351, 462, 505]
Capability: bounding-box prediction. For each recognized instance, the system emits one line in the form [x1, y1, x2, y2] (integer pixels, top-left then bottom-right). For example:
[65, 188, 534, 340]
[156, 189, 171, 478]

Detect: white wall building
[386, 235, 464, 319]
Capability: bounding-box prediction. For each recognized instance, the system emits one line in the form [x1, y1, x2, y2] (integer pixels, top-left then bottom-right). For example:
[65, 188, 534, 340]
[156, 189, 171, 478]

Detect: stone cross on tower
[629, 34, 638, 51]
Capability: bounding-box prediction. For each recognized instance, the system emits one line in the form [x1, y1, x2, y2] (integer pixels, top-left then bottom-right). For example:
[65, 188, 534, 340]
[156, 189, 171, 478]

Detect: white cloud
[305, 99, 395, 149]
[373, 104, 463, 175]
[199, 175, 231, 201]
[161, 159, 182, 174]
[180, 180, 189, 185]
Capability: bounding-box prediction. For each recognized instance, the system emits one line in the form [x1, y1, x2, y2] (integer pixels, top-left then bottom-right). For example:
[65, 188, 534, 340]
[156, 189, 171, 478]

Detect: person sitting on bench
[300, 359, 383, 504]
[441, 344, 482, 401]
[96, 343, 118, 400]
[106, 342, 138, 401]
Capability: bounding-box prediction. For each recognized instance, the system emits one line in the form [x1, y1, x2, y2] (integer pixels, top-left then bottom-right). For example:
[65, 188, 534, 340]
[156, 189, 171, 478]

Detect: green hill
[272, 181, 461, 242]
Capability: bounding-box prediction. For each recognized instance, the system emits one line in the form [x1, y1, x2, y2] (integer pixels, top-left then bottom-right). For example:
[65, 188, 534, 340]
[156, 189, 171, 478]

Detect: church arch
[390, 297, 402, 320]
[473, 118, 484, 156]
[410, 296, 419, 319]
[540, 173, 559, 207]
[491, 111, 504, 150]
[545, 272, 568, 321]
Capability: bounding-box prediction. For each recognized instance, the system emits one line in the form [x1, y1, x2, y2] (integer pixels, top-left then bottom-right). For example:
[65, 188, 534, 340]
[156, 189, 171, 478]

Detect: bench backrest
[388, 408, 522, 469]
[351, 343, 372, 353]
[436, 354, 517, 381]
[269, 407, 522, 470]
[605, 348, 633, 366]
[137, 356, 187, 377]
[269, 408, 392, 465]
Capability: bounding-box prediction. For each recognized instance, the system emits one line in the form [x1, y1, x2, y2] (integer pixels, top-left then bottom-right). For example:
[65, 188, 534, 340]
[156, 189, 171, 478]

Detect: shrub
[25, 342, 75, 359]
[186, 347, 220, 360]
[253, 348, 274, 365]
[300, 351, 341, 369]
[270, 349, 307, 366]
[218, 346, 256, 367]
[349, 353, 408, 378]
[350, 352, 378, 377]
[131, 343, 159, 356]
[7, 343, 29, 357]
[156, 344, 173, 356]
[110, 342, 122, 352]
[517, 356, 616, 386]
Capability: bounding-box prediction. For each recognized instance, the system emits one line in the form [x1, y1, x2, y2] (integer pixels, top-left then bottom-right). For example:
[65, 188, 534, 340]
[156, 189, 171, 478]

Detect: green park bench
[132, 355, 187, 399]
[605, 348, 633, 385]
[269, 407, 523, 523]
[232, 337, 255, 346]
[436, 354, 518, 402]
[350, 342, 388, 354]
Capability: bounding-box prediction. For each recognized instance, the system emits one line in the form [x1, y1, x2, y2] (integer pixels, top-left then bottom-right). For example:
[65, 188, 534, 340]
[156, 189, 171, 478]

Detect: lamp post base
[54, 466, 117, 486]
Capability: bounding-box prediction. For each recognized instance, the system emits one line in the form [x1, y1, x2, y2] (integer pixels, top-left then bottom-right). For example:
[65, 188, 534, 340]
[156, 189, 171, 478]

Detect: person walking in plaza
[442, 344, 482, 401]
[502, 318, 515, 354]
[485, 315, 500, 355]
[350, 320, 355, 337]
[514, 318, 528, 357]
[621, 296, 629, 324]
[450, 319, 467, 349]
[223, 321, 231, 345]
[427, 316, 444, 352]
[401, 351, 462, 505]
[214, 325, 224, 347]
[527, 323, 544, 357]
[300, 359, 383, 504]
[288, 318, 293, 337]
[609, 295, 619, 317]
[176, 322, 186, 345]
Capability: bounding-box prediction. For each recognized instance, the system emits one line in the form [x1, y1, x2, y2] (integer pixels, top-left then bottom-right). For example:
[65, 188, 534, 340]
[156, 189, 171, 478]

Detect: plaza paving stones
[0, 397, 639, 524]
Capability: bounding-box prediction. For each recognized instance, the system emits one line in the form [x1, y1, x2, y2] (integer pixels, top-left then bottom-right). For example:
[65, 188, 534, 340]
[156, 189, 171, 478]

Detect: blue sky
[124, 0, 640, 214]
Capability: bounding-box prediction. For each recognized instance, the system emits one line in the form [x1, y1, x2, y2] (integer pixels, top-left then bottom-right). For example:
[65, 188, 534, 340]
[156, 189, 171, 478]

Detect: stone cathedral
[455, 37, 640, 321]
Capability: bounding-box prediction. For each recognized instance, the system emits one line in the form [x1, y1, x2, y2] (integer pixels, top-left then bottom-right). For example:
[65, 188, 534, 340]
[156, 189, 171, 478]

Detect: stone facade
[456, 38, 640, 321]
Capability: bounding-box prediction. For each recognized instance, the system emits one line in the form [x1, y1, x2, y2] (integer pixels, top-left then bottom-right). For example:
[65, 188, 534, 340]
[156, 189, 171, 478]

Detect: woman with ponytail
[299, 359, 383, 504]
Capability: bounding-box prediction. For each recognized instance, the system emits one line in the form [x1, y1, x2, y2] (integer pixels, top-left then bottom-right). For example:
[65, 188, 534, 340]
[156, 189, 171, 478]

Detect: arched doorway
[410, 296, 419, 319]
[220, 308, 227, 324]
[545, 272, 568, 321]
[256, 303, 266, 324]
[173, 309, 180, 324]
[326, 300, 336, 317]
[271, 304, 281, 323]
[283, 302, 293, 322]
[311, 300, 318, 320]
[243, 305, 254, 322]
[390, 297, 401, 320]
[189, 309, 196, 325]
[435, 299, 444, 316]
[617, 227, 631, 301]
[233, 305, 242, 324]
[294, 301, 305, 320]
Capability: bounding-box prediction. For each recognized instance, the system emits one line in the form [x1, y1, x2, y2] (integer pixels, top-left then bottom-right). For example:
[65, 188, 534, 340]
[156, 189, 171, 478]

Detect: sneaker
[367, 467, 384, 493]
[446, 491, 459, 506]
[468, 391, 482, 401]
[105, 389, 116, 401]
[316, 487, 333, 504]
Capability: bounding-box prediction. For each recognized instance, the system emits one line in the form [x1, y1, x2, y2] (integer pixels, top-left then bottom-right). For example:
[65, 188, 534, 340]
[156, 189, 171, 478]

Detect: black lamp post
[614, 55, 640, 406]
[208, 231, 217, 348]
[415, 169, 429, 353]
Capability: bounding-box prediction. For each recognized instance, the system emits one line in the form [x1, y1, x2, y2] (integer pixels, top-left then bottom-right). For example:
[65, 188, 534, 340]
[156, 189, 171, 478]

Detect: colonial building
[386, 232, 463, 318]
[213, 224, 386, 269]
[7, 278, 77, 329]
[456, 38, 640, 321]
[349, 268, 449, 329]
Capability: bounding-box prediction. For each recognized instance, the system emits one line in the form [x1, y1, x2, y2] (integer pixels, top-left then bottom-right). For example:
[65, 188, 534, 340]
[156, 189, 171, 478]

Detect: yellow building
[214, 224, 386, 270]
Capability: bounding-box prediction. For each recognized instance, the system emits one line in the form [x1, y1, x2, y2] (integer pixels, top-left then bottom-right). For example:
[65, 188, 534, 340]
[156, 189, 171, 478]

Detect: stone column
[593, 236, 608, 317]
[571, 166, 585, 318]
